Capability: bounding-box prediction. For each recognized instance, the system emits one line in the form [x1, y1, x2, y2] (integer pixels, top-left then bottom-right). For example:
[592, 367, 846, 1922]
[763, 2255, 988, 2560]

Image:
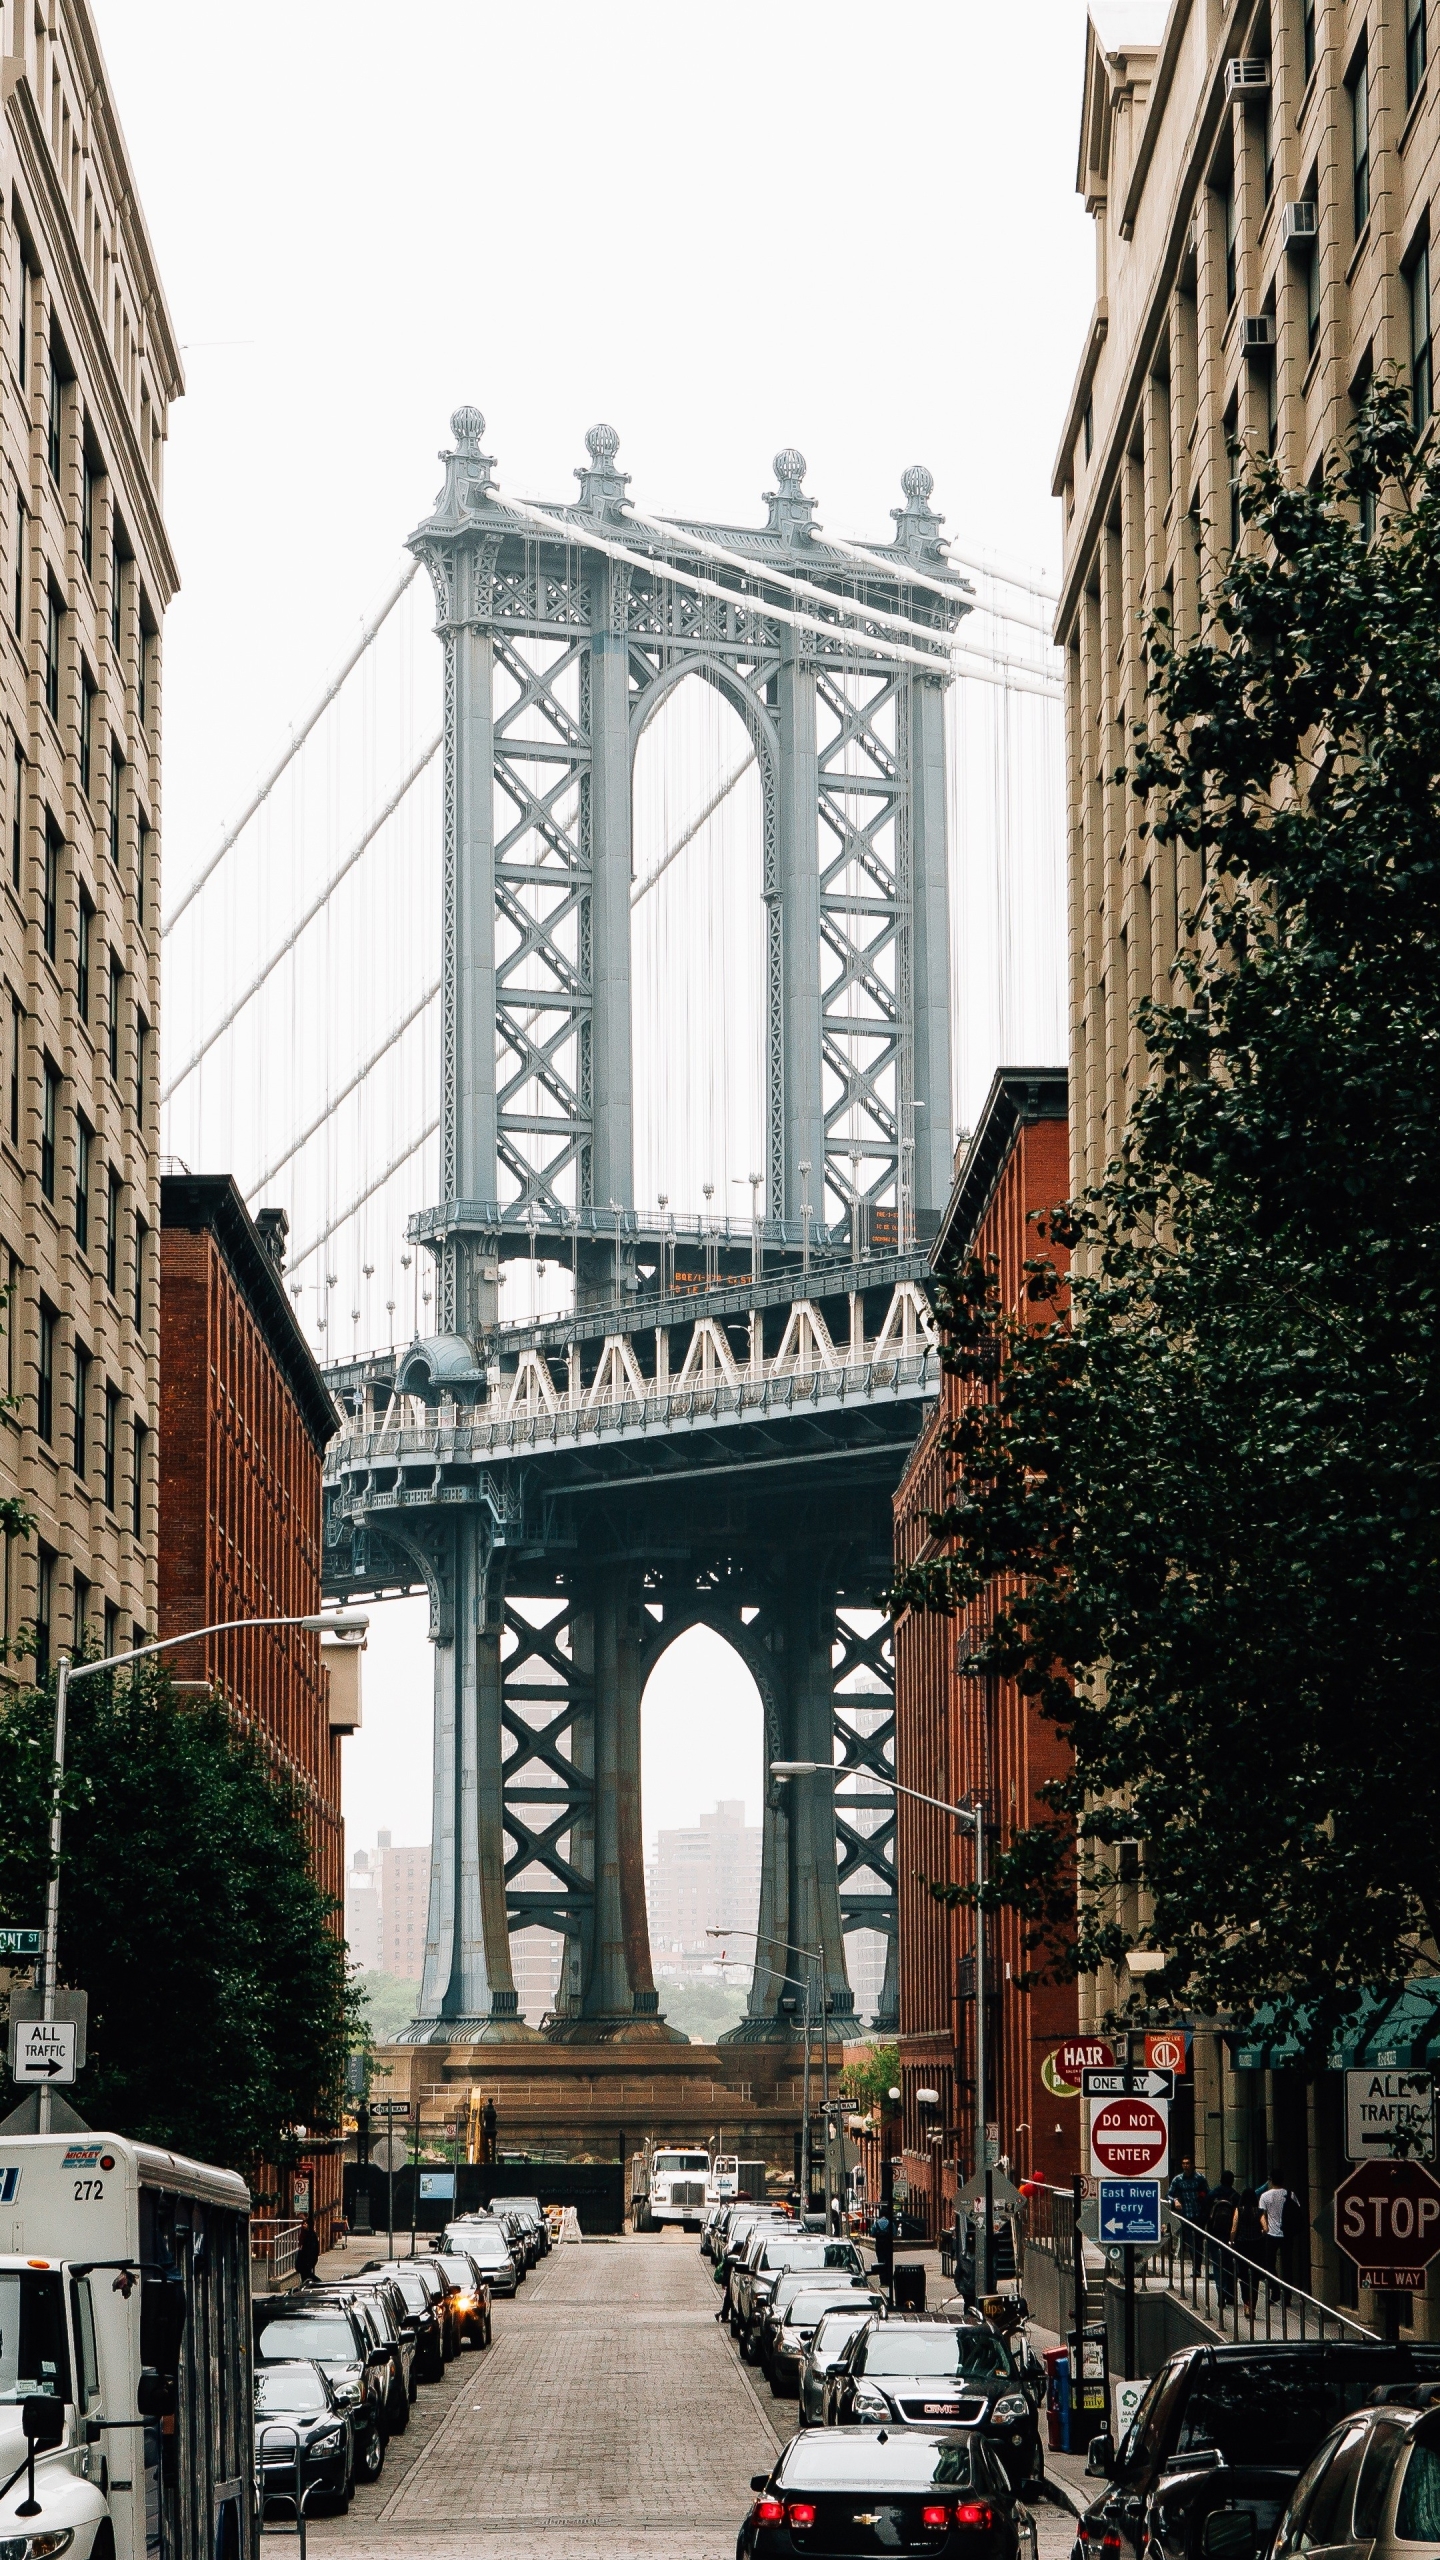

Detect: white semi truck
[0, 2130, 253, 2560]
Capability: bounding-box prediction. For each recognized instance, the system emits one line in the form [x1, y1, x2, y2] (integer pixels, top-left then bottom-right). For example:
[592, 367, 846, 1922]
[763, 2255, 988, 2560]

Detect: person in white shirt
[1258, 2179, 1290, 2275]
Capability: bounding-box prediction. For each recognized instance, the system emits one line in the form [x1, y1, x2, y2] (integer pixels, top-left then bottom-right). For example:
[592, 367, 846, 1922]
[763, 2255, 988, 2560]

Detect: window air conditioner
[1280, 200, 1319, 249]
[1225, 56, 1272, 95]
[1242, 313, 1276, 352]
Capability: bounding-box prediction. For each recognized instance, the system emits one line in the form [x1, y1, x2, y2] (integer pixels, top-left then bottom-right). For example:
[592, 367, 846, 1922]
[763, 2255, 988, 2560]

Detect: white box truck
[0, 2130, 253, 2560]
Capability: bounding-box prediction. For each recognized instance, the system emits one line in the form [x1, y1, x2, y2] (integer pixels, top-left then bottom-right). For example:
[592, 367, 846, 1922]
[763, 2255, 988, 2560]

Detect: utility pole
[800, 1972, 812, 2214]
[35, 1654, 71, 2138]
[973, 1799, 990, 2294]
[1122, 2028, 1137, 2379]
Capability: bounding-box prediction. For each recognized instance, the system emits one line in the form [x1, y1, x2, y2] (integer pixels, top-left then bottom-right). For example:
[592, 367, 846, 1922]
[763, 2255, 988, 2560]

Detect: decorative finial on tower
[430, 403, 496, 520]
[575, 421, 630, 521]
[765, 447, 819, 545]
[451, 405, 487, 454]
[891, 461, 947, 561]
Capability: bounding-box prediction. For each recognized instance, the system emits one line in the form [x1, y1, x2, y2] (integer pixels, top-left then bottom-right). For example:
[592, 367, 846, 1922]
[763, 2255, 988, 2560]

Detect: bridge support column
[441, 536, 500, 1340]
[908, 668, 954, 1231]
[775, 629, 825, 1223]
[726, 1581, 854, 2045]
[404, 1521, 534, 2042]
[588, 568, 634, 1224]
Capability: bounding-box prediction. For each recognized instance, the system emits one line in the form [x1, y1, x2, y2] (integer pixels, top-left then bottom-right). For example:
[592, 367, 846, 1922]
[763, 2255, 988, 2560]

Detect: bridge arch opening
[641, 1620, 765, 2043]
[631, 675, 765, 1218]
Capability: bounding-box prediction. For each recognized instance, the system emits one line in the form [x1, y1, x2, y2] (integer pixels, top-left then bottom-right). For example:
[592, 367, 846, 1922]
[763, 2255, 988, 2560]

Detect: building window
[8, 993, 20, 1147]
[1303, 0, 1316, 80]
[106, 1167, 120, 1292]
[111, 549, 123, 653]
[1083, 398, 1093, 461]
[46, 348, 62, 484]
[42, 818, 58, 960]
[105, 1384, 119, 1513]
[1223, 169, 1238, 308]
[12, 490, 22, 637]
[108, 954, 122, 1078]
[1262, 93, 1275, 202]
[35, 1543, 54, 1679]
[79, 667, 94, 798]
[15, 258, 27, 393]
[44, 589, 60, 722]
[77, 891, 92, 1022]
[4, 1252, 16, 1400]
[103, 1599, 118, 1659]
[137, 818, 150, 924]
[109, 743, 123, 868]
[1352, 43, 1371, 234]
[73, 1573, 89, 1655]
[137, 630, 148, 732]
[81, 455, 95, 578]
[40, 1060, 57, 1201]
[133, 1214, 147, 1332]
[1408, 0, 1428, 101]
[74, 1114, 91, 1253]
[72, 1340, 89, 1476]
[1306, 241, 1322, 358]
[130, 1417, 145, 1536]
[1412, 241, 1433, 432]
[135, 1011, 148, 1119]
[37, 1301, 54, 1443]
[10, 739, 20, 889]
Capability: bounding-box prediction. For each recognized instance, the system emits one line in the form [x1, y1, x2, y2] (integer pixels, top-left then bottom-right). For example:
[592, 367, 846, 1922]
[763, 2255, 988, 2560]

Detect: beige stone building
[0, 3, 179, 1671]
[1055, 0, 1440, 2312]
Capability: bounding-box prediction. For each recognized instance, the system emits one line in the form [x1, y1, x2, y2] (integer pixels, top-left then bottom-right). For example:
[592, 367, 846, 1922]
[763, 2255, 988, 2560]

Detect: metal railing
[251, 2219, 305, 2284]
[1022, 2192, 1375, 2345]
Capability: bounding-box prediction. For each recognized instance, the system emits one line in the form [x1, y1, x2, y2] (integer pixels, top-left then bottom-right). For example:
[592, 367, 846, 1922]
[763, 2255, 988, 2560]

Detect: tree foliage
[0, 1664, 353, 2171]
[891, 382, 1440, 2033]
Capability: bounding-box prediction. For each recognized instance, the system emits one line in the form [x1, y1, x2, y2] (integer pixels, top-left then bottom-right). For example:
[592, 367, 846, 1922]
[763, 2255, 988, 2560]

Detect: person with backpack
[871, 2201, 897, 2302]
[1207, 2169, 1239, 2307]
[1168, 2157, 1210, 2273]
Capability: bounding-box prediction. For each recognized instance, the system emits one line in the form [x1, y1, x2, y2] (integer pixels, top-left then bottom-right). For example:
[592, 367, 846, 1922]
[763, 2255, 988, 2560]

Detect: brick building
[891, 1069, 1077, 2233]
[159, 1173, 354, 2233]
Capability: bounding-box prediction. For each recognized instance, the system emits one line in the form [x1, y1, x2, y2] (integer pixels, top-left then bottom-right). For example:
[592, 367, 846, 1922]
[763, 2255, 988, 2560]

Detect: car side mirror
[751, 2475, 771, 2493]
[136, 2371, 177, 2418]
[23, 2395, 66, 2450]
[1202, 2514, 1258, 2560]
[1085, 2431, 1114, 2478]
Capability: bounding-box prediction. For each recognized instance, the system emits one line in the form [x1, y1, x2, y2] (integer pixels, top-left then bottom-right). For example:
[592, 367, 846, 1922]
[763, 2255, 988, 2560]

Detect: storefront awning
[1234, 1983, 1440, 2072]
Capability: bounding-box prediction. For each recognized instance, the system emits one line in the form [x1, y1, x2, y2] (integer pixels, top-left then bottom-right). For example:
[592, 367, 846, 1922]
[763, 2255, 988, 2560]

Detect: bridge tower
[324, 411, 968, 2047]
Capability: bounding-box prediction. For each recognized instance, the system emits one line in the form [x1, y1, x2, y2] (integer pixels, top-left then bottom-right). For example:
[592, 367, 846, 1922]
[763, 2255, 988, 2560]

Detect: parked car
[716, 2207, 792, 2303]
[1268, 2392, 1440, 2560]
[490, 2194, 550, 2256]
[252, 2301, 388, 2482]
[739, 2425, 1038, 2560]
[824, 2313, 1042, 2492]
[496, 2208, 534, 2273]
[362, 2259, 446, 2381]
[441, 2217, 519, 2298]
[701, 2203, 726, 2261]
[800, 2303, 887, 2430]
[1073, 2341, 1440, 2560]
[735, 2234, 869, 2361]
[304, 2283, 414, 2431]
[430, 2250, 494, 2348]
[254, 2360, 354, 2513]
[758, 2276, 882, 2395]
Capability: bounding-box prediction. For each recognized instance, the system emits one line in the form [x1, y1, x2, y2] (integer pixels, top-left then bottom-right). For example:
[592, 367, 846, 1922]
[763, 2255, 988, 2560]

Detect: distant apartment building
[377, 1836, 430, 1980]
[345, 1846, 381, 1972]
[0, 3, 181, 1671]
[511, 1927, 564, 2026]
[647, 1800, 762, 1954]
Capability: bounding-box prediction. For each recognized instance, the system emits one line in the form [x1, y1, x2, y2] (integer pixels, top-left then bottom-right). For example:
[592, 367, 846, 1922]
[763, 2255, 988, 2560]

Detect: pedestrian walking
[1207, 2170, 1239, 2309]
[296, 2220, 321, 2284]
[1234, 2188, 1266, 2310]
[1168, 2156, 1210, 2274]
[1257, 2175, 1289, 2278]
[871, 2201, 896, 2302]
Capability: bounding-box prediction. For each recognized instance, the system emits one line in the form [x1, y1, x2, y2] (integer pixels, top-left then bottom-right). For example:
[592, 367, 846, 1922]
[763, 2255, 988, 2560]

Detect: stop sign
[1090, 2096, 1169, 2179]
[1335, 2158, 1440, 2287]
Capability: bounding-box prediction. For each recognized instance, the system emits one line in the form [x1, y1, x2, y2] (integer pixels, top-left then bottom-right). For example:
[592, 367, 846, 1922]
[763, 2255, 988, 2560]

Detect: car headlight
[311, 2430, 344, 2456]
[853, 2388, 889, 2416]
[329, 2377, 361, 2405]
[993, 2394, 1029, 2423]
[0, 2537, 74, 2560]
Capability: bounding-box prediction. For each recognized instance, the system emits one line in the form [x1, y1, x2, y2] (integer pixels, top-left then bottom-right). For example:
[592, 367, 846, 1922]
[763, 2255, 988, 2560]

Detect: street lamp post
[770, 1759, 990, 2290]
[707, 1927, 833, 2225]
[32, 1607, 369, 2133]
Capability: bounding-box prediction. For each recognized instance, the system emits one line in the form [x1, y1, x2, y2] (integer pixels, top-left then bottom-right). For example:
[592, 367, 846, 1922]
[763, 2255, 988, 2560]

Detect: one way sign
[1082, 2068, 1176, 2103]
[12, 2020, 77, 2084]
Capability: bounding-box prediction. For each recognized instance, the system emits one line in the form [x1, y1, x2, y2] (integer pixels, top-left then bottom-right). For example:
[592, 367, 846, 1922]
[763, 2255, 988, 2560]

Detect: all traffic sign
[1334, 2158, 1440, 2288]
[1346, 2070, 1435, 2164]
[13, 2019, 77, 2084]
[1090, 2095, 1169, 2183]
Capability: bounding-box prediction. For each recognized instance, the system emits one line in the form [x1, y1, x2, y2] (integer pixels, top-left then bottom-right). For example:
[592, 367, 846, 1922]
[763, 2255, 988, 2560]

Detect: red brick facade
[159, 1175, 344, 2232]
[892, 1071, 1078, 2232]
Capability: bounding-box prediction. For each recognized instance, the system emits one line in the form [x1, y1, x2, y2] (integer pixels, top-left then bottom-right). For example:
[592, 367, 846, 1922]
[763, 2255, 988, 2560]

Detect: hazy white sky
[93, 0, 1101, 1855]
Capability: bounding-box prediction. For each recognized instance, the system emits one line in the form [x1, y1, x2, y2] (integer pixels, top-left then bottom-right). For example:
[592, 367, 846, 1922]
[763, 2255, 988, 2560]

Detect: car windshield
[858, 2327, 1011, 2380]
[785, 2291, 871, 2327]
[465, 2236, 510, 2261]
[0, 2270, 70, 2403]
[435, 2259, 477, 2286]
[260, 2319, 356, 2362]
[781, 2436, 980, 2489]
[1397, 2441, 1440, 2541]
[762, 2239, 858, 2272]
[813, 2311, 874, 2354]
[391, 2275, 429, 2312]
[1178, 2357, 1354, 2468]
[255, 2368, 328, 2414]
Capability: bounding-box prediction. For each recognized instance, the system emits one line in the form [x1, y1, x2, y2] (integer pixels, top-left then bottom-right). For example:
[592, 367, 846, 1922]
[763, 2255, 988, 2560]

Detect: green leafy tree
[891, 382, 1440, 2034]
[0, 1663, 353, 2168]
[839, 2042, 900, 2109]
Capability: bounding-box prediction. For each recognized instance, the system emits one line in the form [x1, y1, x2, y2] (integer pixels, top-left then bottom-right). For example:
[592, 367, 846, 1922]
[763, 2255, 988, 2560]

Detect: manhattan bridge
[162, 409, 1062, 2052]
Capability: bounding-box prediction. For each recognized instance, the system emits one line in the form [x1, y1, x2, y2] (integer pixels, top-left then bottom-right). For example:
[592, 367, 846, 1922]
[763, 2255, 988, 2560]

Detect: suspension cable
[286, 1119, 440, 1277]
[161, 732, 441, 1104]
[163, 559, 420, 936]
[632, 751, 755, 906]
[247, 978, 441, 1196]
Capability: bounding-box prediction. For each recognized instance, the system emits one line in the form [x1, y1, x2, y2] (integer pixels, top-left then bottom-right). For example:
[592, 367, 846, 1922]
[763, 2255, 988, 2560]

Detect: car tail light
[754, 2497, 784, 2524]
[786, 2503, 817, 2527]
[955, 2503, 996, 2530]
[1101, 2536, 1123, 2554]
[923, 2506, 951, 2529]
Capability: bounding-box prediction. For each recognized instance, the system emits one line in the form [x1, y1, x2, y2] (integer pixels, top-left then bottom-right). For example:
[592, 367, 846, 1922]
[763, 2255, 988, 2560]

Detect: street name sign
[1090, 2095, 1170, 2183]
[0, 1928, 42, 1959]
[1346, 2070, 1435, 2164]
[13, 2019, 77, 2084]
[1334, 2158, 1440, 2289]
[1098, 2178, 1163, 2244]
[1082, 2069, 1176, 2103]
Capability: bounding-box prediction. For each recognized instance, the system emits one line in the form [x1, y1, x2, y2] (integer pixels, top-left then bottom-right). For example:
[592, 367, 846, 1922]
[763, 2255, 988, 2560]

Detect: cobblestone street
[307, 2233, 781, 2560]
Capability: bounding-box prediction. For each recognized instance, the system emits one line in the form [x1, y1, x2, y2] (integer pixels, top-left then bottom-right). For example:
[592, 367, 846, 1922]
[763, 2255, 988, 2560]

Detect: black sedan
[739, 2426, 1038, 2560]
[253, 2300, 388, 2480]
[254, 2360, 353, 2512]
[431, 2251, 494, 2348]
[824, 2316, 1043, 2493]
[362, 2260, 446, 2381]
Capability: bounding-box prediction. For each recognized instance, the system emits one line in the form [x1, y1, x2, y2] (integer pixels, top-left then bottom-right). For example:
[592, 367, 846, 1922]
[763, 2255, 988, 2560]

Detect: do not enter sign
[1334, 2158, 1440, 2290]
[1090, 2095, 1169, 2182]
